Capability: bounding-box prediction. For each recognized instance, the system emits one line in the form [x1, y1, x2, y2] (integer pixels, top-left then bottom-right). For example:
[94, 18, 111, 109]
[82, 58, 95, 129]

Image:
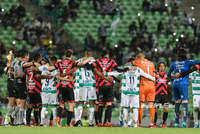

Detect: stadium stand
[0, 0, 199, 123]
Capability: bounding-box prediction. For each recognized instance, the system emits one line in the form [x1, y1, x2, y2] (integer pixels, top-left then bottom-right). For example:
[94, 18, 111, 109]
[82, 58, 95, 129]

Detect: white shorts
[193, 95, 200, 107]
[41, 92, 57, 105]
[120, 93, 125, 107]
[74, 89, 79, 102]
[122, 94, 139, 109]
[79, 86, 97, 101]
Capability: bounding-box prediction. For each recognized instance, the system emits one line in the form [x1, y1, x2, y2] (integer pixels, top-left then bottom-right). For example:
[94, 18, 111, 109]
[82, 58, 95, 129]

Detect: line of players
[4, 48, 200, 128]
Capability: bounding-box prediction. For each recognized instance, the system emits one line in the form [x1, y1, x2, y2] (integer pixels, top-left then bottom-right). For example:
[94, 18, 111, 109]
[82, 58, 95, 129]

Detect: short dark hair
[85, 49, 93, 57]
[128, 57, 135, 62]
[156, 61, 166, 71]
[177, 48, 187, 61]
[21, 50, 29, 58]
[33, 53, 41, 62]
[101, 50, 109, 57]
[16, 50, 23, 58]
[50, 56, 57, 63]
[65, 49, 73, 57]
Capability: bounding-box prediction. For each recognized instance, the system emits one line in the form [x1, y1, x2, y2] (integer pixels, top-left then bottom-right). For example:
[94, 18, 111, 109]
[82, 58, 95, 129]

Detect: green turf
[0, 127, 200, 134]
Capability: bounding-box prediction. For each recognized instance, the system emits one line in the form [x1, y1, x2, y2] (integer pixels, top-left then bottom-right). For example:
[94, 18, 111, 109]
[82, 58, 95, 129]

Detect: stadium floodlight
[181, 34, 184, 38]
[115, 44, 118, 48]
[191, 6, 194, 10]
[154, 48, 158, 52]
[165, 4, 168, 7]
[137, 13, 141, 16]
[192, 18, 195, 21]
[12, 41, 16, 44]
[2, 9, 4, 12]
[110, 0, 113, 1]
[45, 111, 48, 114]
[173, 32, 176, 36]
[168, 82, 172, 85]
[176, 38, 179, 42]
[49, 40, 52, 44]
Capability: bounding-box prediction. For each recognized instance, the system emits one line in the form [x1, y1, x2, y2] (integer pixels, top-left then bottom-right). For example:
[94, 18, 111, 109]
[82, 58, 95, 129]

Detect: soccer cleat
[119, 121, 123, 127]
[35, 123, 40, 126]
[174, 123, 183, 128]
[65, 124, 72, 127]
[161, 124, 167, 128]
[194, 124, 198, 128]
[103, 124, 107, 127]
[153, 125, 157, 128]
[74, 120, 81, 126]
[40, 123, 44, 126]
[18, 123, 25, 126]
[7, 116, 14, 126]
[55, 117, 61, 126]
[138, 124, 142, 128]
[146, 125, 154, 128]
[89, 124, 94, 127]
[49, 120, 53, 126]
[97, 123, 103, 127]
[182, 122, 187, 128]
[3, 124, 12, 126]
[128, 125, 131, 127]
[25, 124, 31, 126]
[106, 122, 112, 127]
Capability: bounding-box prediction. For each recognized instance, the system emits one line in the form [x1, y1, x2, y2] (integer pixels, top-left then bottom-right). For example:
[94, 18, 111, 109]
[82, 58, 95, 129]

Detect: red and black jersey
[25, 67, 41, 93]
[54, 59, 78, 88]
[155, 71, 168, 95]
[92, 58, 117, 87]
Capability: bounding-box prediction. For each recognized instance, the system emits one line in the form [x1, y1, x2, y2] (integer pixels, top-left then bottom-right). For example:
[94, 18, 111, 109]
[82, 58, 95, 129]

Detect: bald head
[135, 51, 145, 59]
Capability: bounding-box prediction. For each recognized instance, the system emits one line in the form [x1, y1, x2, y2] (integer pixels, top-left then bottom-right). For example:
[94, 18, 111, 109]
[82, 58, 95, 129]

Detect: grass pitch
[0, 126, 200, 134]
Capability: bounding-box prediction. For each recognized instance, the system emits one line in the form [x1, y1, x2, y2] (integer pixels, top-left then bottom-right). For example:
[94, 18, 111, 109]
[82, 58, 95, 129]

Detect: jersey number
[45, 79, 49, 86]
[129, 76, 134, 85]
[84, 68, 90, 79]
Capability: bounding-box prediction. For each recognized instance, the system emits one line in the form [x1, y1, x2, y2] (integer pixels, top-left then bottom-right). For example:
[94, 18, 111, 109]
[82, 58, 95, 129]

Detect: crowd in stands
[93, 0, 123, 16]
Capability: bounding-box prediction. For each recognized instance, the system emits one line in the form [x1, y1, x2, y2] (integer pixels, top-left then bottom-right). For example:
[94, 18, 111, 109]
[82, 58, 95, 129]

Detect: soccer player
[32, 56, 73, 126]
[13, 50, 40, 126]
[86, 50, 135, 127]
[131, 51, 155, 127]
[122, 62, 155, 127]
[47, 49, 93, 126]
[75, 50, 97, 126]
[167, 48, 200, 128]
[153, 61, 169, 128]
[175, 64, 200, 128]
[6, 51, 22, 125]
[107, 57, 155, 127]
[14, 53, 43, 126]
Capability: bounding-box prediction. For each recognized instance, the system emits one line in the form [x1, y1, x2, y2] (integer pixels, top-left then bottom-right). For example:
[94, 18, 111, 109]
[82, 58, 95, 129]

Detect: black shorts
[27, 93, 42, 108]
[154, 95, 169, 108]
[16, 82, 27, 99]
[97, 85, 114, 104]
[7, 79, 18, 98]
[58, 86, 74, 103]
